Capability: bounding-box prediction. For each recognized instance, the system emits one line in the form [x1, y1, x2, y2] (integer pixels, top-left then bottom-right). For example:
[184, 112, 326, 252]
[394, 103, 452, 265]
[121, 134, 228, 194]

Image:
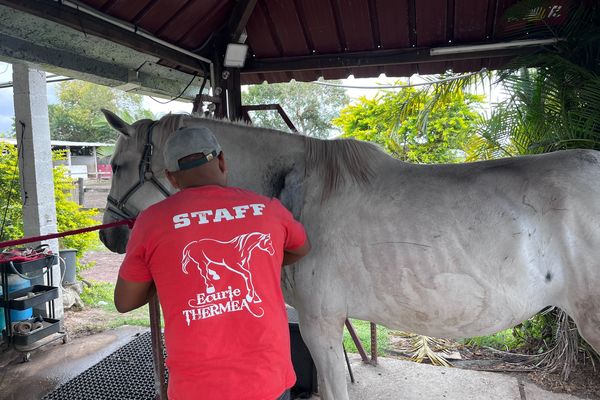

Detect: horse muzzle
[99, 224, 130, 254]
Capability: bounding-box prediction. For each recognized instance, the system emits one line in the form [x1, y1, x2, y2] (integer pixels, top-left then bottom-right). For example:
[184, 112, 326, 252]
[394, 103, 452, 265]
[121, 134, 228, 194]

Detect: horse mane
[148, 113, 381, 200]
[303, 137, 380, 200]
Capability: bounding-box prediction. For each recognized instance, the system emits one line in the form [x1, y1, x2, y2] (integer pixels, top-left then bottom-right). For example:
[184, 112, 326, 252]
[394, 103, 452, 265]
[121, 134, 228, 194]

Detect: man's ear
[165, 170, 180, 189]
[218, 152, 227, 174]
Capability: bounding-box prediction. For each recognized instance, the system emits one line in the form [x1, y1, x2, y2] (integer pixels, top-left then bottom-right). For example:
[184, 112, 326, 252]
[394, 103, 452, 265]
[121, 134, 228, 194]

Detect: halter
[106, 122, 172, 220]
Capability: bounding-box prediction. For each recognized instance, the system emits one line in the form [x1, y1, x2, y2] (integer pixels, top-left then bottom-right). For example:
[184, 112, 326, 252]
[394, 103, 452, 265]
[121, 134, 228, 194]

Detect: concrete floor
[0, 327, 596, 400]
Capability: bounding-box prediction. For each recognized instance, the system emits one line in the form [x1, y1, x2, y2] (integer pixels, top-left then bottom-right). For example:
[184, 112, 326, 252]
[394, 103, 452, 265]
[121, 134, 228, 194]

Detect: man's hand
[283, 238, 311, 266]
[114, 277, 156, 313]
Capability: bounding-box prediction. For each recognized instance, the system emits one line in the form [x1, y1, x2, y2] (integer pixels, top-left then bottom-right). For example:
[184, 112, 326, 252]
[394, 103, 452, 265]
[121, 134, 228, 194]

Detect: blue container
[0, 276, 34, 331]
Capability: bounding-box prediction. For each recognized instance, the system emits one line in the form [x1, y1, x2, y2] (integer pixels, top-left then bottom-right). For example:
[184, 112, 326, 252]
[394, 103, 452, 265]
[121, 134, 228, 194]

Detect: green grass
[343, 319, 390, 356]
[80, 280, 157, 328]
[462, 329, 523, 351]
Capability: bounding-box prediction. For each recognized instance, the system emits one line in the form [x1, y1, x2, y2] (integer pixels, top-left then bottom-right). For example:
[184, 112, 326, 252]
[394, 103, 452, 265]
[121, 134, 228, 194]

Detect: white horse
[99, 110, 600, 400]
[181, 232, 275, 302]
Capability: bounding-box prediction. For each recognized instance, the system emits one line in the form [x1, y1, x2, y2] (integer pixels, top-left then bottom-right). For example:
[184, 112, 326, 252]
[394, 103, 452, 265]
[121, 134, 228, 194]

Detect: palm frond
[410, 334, 453, 367]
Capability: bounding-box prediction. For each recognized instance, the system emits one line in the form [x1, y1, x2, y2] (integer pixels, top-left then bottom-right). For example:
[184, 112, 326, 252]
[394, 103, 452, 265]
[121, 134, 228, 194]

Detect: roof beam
[227, 0, 258, 43]
[0, 0, 208, 73]
[242, 46, 532, 73]
[0, 33, 200, 100]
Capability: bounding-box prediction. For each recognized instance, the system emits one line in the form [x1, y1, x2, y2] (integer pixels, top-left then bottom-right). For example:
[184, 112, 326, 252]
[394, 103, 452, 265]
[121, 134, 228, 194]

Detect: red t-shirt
[119, 185, 307, 400]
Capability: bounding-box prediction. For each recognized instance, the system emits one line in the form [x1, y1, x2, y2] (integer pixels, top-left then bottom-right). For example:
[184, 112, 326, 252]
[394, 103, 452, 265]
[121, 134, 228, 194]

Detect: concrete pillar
[12, 63, 63, 319]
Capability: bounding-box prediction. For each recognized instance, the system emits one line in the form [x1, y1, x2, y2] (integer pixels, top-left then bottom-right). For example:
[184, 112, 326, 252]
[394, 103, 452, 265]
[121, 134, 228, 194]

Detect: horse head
[258, 233, 275, 256]
[99, 109, 182, 253]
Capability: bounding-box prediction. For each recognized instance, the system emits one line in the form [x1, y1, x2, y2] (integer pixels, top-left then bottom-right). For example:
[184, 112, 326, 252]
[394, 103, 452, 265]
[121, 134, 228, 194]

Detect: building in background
[0, 138, 114, 179]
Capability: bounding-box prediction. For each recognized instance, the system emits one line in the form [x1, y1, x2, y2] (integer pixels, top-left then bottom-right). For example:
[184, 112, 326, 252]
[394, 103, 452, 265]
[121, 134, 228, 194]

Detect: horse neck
[236, 233, 262, 258]
[184, 118, 307, 195]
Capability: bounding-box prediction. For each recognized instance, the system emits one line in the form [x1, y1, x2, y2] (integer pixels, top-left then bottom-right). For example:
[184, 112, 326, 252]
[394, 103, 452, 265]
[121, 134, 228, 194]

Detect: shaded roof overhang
[0, 0, 575, 95]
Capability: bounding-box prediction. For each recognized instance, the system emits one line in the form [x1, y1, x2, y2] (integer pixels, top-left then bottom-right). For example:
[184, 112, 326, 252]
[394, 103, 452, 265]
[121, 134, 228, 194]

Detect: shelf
[0, 285, 59, 310]
[11, 317, 61, 346]
[0, 255, 58, 274]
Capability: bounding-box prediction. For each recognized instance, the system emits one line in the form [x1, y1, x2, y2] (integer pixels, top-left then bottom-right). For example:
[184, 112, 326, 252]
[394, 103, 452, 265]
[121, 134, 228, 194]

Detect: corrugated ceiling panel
[417, 61, 449, 75]
[155, 0, 221, 42]
[102, 0, 148, 21]
[292, 70, 320, 82]
[450, 59, 482, 73]
[376, 0, 410, 49]
[336, 0, 375, 51]
[247, 2, 281, 57]
[297, 0, 341, 53]
[262, 0, 310, 56]
[384, 64, 417, 78]
[177, 2, 232, 50]
[134, 0, 189, 34]
[241, 73, 264, 85]
[454, 0, 489, 42]
[415, 0, 447, 46]
[493, 0, 521, 39]
[322, 68, 350, 80]
[262, 71, 293, 83]
[351, 66, 382, 78]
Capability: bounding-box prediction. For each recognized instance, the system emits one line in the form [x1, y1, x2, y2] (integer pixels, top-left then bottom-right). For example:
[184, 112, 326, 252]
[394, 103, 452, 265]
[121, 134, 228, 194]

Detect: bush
[0, 143, 100, 268]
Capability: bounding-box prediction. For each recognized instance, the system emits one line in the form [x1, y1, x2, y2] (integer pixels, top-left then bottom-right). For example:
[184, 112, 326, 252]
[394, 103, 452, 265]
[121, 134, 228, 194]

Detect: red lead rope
[0, 219, 135, 249]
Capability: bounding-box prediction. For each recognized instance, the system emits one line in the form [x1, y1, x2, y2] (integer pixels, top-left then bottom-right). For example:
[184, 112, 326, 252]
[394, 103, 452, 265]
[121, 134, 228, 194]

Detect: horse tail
[181, 242, 195, 274]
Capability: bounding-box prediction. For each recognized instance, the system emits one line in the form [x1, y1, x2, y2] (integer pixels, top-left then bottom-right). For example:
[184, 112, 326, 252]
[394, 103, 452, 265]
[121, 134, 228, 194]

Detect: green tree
[333, 86, 485, 163]
[0, 143, 99, 258]
[242, 80, 349, 138]
[49, 81, 154, 143]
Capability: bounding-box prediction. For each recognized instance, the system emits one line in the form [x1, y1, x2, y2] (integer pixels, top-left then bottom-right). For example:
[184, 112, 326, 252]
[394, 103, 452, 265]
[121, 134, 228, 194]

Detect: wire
[310, 68, 487, 89]
[0, 122, 25, 241]
[149, 72, 199, 104]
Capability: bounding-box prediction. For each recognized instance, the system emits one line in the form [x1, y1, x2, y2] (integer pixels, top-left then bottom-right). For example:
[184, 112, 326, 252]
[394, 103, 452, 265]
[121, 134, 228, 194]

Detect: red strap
[0, 219, 135, 249]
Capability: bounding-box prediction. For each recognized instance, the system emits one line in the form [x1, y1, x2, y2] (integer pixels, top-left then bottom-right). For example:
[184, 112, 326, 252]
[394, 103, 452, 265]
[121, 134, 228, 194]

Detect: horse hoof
[207, 287, 215, 294]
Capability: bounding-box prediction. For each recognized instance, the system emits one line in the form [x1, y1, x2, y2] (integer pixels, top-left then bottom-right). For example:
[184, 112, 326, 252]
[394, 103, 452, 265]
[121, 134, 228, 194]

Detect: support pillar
[12, 63, 63, 319]
[226, 68, 242, 121]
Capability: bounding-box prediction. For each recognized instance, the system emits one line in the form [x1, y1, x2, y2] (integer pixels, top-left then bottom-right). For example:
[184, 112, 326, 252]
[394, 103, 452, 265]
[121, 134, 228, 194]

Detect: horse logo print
[181, 232, 274, 320]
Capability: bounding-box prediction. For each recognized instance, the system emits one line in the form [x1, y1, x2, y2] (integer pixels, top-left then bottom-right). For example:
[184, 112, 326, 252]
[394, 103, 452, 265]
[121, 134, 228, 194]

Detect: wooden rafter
[227, 0, 258, 43]
[243, 46, 532, 73]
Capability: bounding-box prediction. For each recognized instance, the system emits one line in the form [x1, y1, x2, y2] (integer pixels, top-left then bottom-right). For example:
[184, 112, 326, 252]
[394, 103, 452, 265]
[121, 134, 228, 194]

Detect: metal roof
[0, 0, 574, 90]
[74, 0, 572, 84]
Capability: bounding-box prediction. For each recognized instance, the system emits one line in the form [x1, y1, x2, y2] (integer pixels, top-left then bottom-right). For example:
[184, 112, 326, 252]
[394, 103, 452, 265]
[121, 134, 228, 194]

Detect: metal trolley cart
[0, 254, 67, 362]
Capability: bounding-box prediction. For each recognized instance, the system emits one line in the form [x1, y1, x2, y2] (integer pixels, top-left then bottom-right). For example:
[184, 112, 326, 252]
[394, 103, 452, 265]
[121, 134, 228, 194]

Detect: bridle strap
[107, 122, 172, 220]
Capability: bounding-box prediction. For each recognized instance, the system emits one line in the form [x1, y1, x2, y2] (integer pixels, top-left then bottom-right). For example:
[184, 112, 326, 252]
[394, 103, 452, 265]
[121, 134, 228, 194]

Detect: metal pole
[370, 322, 378, 365]
[78, 178, 84, 206]
[149, 295, 167, 400]
[344, 319, 370, 364]
[92, 146, 98, 181]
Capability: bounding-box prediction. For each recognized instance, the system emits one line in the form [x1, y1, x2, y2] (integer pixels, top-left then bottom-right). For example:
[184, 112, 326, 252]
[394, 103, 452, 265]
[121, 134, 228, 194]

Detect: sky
[0, 61, 503, 135]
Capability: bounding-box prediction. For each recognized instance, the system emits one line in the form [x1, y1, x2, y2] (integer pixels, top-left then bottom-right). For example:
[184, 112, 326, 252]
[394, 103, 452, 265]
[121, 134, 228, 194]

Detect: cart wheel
[22, 352, 31, 363]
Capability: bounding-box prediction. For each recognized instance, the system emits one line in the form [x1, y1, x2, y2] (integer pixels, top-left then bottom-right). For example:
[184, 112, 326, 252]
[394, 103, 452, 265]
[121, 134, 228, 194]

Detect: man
[114, 126, 311, 400]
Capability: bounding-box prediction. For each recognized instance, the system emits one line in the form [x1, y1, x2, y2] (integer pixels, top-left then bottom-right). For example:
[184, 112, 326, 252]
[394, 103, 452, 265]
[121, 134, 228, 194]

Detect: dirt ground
[79, 250, 123, 283]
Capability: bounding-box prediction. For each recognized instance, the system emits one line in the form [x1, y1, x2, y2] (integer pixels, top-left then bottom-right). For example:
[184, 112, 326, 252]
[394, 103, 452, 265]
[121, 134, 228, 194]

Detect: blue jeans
[276, 390, 291, 400]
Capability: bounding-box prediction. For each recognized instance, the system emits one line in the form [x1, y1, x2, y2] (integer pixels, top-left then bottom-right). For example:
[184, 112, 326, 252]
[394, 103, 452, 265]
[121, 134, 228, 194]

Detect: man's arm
[283, 238, 311, 266]
[114, 277, 156, 313]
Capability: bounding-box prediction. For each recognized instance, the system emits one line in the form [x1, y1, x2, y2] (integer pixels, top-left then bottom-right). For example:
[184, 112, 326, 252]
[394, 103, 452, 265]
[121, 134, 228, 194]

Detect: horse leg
[298, 314, 348, 400]
[199, 262, 215, 294]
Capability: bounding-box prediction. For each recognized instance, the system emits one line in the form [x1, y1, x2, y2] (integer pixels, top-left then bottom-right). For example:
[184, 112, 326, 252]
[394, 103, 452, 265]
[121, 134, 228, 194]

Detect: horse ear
[101, 108, 135, 137]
